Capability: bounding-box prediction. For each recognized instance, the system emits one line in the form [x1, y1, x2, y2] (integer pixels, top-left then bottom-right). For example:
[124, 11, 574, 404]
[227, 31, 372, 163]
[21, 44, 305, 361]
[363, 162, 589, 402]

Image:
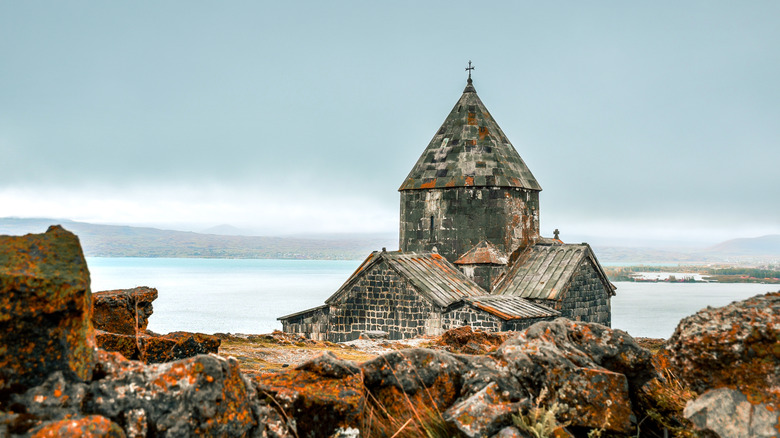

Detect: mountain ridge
[1, 217, 778, 263]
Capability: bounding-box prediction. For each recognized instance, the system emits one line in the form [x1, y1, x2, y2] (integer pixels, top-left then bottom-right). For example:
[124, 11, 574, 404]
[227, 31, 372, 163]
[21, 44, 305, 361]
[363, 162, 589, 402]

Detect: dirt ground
[216, 330, 668, 375]
[214, 331, 435, 375]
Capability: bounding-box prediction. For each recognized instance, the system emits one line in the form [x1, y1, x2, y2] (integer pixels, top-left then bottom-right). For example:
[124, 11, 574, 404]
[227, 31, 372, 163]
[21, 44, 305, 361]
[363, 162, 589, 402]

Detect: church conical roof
[399, 80, 541, 191]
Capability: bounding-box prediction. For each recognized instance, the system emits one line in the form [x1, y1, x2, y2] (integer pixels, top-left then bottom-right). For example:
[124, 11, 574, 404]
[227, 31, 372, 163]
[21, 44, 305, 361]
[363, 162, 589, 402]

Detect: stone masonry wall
[442, 306, 503, 332]
[504, 317, 556, 332]
[400, 187, 540, 264]
[280, 306, 330, 341]
[327, 261, 440, 342]
[533, 261, 611, 327]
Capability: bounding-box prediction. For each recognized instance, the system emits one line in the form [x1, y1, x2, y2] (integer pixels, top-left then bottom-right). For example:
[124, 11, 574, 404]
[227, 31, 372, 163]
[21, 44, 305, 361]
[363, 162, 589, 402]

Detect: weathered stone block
[0, 226, 95, 390]
[96, 330, 220, 364]
[92, 287, 158, 335]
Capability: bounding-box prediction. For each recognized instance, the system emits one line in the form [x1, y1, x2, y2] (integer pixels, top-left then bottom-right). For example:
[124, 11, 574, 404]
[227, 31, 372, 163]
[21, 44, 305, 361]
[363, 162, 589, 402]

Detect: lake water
[86, 257, 777, 339]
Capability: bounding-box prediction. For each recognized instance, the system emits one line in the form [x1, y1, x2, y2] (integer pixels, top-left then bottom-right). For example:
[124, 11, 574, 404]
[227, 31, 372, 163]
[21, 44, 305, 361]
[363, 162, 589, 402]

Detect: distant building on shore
[279, 67, 615, 341]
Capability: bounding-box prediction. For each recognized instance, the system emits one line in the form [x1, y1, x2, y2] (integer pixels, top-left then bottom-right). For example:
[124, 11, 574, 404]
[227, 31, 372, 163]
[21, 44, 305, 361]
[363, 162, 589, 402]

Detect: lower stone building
[279, 249, 561, 342]
[279, 239, 613, 342]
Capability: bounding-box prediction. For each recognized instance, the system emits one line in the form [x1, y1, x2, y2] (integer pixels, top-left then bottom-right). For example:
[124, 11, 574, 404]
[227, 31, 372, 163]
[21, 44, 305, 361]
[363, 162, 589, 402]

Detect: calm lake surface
[87, 257, 777, 339]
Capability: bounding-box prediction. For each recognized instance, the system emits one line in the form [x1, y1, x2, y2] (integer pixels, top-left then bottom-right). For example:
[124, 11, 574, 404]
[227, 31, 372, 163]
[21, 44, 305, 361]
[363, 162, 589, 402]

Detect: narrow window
[429, 216, 435, 242]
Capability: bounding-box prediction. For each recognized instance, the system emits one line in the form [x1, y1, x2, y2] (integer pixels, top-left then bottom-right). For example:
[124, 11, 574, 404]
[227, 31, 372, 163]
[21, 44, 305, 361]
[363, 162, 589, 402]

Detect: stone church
[279, 72, 615, 342]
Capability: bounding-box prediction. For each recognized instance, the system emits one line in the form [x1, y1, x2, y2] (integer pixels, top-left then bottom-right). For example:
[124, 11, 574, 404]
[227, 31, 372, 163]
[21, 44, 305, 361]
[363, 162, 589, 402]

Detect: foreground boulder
[491, 319, 654, 434]
[7, 350, 278, 437]
[667, 291, 780, 436]
[0, 226, 95, 392]
[93, 287, 158, 335]
[354, 320, 656, 437]
[254, 352, 363, 437]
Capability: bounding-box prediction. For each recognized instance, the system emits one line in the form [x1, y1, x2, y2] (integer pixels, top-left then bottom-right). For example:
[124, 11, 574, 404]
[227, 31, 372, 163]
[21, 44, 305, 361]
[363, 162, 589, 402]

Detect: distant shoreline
[604, 265, 780, 284]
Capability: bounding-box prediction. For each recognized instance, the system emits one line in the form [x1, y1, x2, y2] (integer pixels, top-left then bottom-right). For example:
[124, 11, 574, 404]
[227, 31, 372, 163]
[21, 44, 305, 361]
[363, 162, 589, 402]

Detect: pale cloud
[0, 184, 397, 235]
[1, 2, 778, 245]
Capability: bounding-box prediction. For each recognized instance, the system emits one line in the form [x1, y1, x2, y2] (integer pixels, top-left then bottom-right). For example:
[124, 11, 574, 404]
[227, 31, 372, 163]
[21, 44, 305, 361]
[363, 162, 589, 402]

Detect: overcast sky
[1, 1, 778, 245]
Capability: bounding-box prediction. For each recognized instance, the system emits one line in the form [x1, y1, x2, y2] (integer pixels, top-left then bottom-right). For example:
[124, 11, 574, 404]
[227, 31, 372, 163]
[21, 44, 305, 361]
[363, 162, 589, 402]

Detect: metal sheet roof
[454, 240, 509, 265]
[399, 80, 541, 192]
[278, 304, 328, 321]
[493, 243, 591, 300]
[326, 250, 486, 308]
[459, 295, 560, 320]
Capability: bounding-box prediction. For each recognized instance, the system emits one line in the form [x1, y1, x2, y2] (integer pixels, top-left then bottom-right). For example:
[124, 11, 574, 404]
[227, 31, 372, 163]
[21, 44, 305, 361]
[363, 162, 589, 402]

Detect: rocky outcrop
[667, 291, 780, 437]
[91, 287, 220, 364]
[93, 287, 158, 335]
[7, 350, 283, 437]
[0, 226, 96, 391]
[4, 227, 779, 437]
[0, 228, 287, 437]
[95, 330, 221, 364]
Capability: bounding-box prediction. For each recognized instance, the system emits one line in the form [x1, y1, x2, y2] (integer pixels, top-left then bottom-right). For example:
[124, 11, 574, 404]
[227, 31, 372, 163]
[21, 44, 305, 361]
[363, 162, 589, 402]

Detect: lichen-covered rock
[11, 371, 88, 421]
[0, 226, 95, 392]
[437, 326, 509, 355]
[362, 348, 465, 418]
[96, 330, 220, 364]
[683, 387, 779, 438]
[667, 291, 780, 407]
[92, 287, 158, 335]
[155, 331, 220, 362]
[9, 350, 260, 437]
[30, 415, 126, 438]
[254, 352, 363, 438]
[86, 351, 256, 437]
[444, 382, 528, 438]
[493, 318, 655, 433]
[95, 330, 139, 361]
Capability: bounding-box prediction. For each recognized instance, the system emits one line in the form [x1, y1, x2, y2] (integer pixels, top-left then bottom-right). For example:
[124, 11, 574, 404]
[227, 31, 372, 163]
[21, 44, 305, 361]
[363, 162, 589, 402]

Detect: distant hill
[200, 224, 254, 236]
[2, 217, 777, 263]
[0, 217, 395, 260]
[705, 235, 780, 256]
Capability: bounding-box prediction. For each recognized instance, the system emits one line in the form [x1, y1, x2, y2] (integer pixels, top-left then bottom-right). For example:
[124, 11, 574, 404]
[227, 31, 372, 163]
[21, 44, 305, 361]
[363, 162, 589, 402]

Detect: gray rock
[684, 388, 779, 438]
[444, 382, 529, 438]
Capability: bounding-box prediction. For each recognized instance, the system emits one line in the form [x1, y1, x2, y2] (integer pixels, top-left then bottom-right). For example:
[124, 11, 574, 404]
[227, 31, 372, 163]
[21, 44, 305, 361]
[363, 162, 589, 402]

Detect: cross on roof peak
[465, 61, 475, 82]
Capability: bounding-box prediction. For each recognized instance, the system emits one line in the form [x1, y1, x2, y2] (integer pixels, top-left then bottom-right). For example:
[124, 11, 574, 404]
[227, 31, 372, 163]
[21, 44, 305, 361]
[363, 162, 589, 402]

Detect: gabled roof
[326, 250, 486, 308]
[454, 240, 509, 265]
[493, 243, 615, 300]
[453, 295, 560, 321]
[278, 304, 328, 321]
[399, 79, 541, 191]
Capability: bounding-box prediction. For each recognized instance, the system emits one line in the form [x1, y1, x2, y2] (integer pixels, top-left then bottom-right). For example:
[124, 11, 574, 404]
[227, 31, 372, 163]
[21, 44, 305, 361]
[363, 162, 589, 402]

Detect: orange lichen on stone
[255, 353, 364, 436]
[553, 368, 633, 433]
[31, 415, 125, 438]
[667, 291, 780, 407]
[419, 179, 437, 189]
[92, 287, 158, 335]
[0, 226, 95, 389]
